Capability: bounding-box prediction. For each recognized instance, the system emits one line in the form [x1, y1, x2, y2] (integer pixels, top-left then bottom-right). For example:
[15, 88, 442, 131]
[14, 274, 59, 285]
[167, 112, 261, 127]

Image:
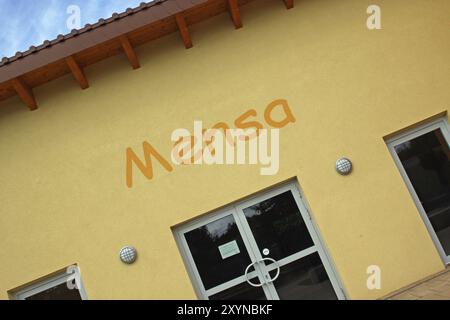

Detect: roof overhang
[0, 0, 294, 110]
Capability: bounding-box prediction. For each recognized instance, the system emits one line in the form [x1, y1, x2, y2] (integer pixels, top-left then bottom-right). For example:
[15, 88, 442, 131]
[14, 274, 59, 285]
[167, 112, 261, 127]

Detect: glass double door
[177, 183, 345, 300]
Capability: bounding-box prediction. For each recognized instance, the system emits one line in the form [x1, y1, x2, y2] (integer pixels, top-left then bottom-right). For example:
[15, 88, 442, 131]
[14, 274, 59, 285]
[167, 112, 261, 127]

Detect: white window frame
[12, 266, 88, 300]
[386, 117, 450, 265]
[173, 180, 347, 300]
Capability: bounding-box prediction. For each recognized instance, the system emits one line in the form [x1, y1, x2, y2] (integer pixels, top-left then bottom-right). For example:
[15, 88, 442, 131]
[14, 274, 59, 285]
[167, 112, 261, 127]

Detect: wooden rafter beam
[283, 0, 294, 9]
[11, 78, 37, 111]
[119, 35, 141, 69]
[65, 56, 89, 89]
[227, 0, 242, 29]
[175, 13, 193, 49]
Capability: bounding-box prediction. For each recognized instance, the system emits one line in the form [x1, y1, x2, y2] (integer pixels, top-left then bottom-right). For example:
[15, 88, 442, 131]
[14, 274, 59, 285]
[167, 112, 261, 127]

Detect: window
[387, 117, 450, 264]
[11, 266, 88, 300]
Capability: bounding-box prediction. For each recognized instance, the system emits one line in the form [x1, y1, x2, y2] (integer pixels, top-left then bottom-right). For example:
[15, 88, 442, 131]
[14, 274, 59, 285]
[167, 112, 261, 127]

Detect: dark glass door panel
[242, 191, 314, 261]
[209, 281, 267, 300]
[270, 253, 338, 300]
[395, 129, 450, 255]
[184, 215, 252, 290]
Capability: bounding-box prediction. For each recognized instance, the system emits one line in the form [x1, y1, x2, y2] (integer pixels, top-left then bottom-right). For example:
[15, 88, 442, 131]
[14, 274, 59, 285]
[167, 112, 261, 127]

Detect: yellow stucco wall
[1, 0, 449, 299]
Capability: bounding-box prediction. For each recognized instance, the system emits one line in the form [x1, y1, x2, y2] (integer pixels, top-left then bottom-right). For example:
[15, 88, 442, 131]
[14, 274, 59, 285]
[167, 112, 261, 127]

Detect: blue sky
[0, 0, 146, 58]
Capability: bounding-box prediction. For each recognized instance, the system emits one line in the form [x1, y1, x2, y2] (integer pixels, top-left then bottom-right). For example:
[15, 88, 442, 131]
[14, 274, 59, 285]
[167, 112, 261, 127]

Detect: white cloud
[0, 0, 145, 58]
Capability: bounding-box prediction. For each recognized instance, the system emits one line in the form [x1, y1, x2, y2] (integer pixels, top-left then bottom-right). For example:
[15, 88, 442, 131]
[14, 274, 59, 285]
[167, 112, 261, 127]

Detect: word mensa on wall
[125, 99, 296, 188]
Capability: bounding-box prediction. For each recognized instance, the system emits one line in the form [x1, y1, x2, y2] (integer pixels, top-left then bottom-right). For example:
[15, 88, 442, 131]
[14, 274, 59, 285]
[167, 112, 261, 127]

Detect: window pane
[271, 252, 338, 300]
[395, 129, 450, 255]
[25, 282, 82, 300]
[242, 191, 314, 261]
[184, 215, 252, 290]
[209, 280, 267, 300]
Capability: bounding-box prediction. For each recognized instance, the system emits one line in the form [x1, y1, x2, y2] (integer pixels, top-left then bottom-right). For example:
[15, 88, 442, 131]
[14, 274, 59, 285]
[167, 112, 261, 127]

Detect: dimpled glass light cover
[119, 246, 137, 264]
[336, 157, 353, 175]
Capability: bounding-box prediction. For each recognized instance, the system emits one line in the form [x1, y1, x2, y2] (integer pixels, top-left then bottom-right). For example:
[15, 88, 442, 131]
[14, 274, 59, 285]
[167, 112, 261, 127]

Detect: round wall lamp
[119, 246, 137, 264]
[336, 157, 353, 176]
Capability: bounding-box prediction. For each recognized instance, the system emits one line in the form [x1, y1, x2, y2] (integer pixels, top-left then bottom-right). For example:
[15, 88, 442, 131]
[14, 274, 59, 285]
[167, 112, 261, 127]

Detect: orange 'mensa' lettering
[234, 109, 263, 140]
[264, 99, 296, 128]
[126, 141, 173, 188]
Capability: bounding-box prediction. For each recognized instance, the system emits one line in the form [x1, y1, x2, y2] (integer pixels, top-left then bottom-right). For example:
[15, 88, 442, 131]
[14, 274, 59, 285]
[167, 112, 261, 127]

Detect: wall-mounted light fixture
[119, 246, 137, 264]
[336, 157, 353, 176]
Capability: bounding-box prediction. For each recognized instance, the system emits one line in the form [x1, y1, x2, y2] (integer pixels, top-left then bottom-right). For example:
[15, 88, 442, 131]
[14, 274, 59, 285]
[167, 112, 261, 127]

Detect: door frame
[174, 207, 273, 299]
[386, 117, 450, 265]
[173, 180, 347, 300]
[234, 183, 346, 299]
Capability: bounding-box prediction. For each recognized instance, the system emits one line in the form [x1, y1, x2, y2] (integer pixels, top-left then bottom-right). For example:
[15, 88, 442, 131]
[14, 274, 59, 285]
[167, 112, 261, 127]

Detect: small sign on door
[218, 240, 240, 259]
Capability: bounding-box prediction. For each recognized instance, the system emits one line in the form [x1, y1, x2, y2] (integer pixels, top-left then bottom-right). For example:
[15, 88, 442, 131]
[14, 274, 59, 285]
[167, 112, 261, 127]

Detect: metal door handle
[261, 258, 280, 283]
[244, 260, 264, 287]
[244, 258, 281, 287]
